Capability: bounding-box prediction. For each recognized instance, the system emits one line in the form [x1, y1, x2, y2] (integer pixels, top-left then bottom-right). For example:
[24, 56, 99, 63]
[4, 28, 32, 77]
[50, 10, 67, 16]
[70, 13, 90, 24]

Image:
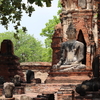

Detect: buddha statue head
[66, 23, 76, 40]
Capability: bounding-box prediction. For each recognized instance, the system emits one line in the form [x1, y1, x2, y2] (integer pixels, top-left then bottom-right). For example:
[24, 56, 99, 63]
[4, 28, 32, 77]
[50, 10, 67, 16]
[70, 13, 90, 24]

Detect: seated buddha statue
[52, 23, 86, 72]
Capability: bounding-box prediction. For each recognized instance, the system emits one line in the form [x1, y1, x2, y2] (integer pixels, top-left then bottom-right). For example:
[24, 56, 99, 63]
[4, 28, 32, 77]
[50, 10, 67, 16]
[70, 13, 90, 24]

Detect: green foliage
[40, 0, 61, 62]
[58, 0, 61, 8]
[40, 15, 60, 62]
[40, 0, 61, 43]
[0, 30, 51, 62]
[28, 0, 51, 7]
[40, 16, 60, 39]
[45, 38, 52, 48]
[0, 0, 52, 32]
[40, 15, 60, 61]
[57, 0, 62, 14]
[41, 47, 52, 62]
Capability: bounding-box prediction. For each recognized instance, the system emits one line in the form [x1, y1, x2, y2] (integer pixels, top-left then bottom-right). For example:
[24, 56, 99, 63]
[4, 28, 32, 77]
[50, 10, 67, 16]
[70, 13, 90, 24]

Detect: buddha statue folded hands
[52, 23, 86, 72]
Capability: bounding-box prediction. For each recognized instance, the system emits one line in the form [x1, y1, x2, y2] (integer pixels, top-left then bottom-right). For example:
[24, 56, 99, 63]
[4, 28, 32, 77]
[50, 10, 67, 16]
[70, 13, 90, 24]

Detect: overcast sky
[0, 0, 59, 44]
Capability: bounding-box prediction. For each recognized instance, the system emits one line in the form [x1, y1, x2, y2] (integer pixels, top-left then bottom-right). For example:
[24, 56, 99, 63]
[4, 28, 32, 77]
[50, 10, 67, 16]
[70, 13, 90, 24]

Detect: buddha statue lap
[52, 23, 86, 72]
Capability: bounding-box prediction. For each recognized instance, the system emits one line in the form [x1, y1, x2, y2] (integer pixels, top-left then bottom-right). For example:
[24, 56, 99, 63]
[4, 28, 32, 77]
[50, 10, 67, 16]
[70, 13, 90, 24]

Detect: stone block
[20, 95, 33, 100]
[78, 0, 86, 8]
[14, 86, 25, 94]
[32, 78, 41, 84]
[0, 98, 15, 100]
[87, 0, 92, 3]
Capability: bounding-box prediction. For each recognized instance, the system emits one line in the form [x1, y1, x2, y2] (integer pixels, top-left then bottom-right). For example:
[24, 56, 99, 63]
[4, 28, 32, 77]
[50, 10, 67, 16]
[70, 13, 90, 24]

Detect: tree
[40, 0, 61, 61]
[0, 30, 45, 62]
[40, 47, 52, 62]
[0, 0, 52, 33]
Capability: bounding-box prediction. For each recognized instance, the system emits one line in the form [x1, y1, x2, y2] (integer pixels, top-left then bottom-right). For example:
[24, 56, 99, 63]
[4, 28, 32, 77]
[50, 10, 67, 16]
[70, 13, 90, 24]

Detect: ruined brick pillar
[72, 10, 93, 69]
[97, 3, 100, 55]
[96, 0, 100, 76]
[0, 39, 24, 82]
[51, 23, 63, 66]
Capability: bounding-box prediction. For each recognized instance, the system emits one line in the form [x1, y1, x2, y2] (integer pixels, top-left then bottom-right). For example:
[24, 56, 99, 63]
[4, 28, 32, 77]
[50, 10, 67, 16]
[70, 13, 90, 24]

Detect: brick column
[97, 2, 100, 53]
[97, 1, 100, 77]
[51, 23, 63, 66]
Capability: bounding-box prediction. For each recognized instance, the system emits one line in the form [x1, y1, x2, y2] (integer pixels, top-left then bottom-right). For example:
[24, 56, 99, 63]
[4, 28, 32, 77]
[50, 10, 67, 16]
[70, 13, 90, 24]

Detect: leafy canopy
[0, 30, 50, 62]
[40, 0, 61, 62]
[40, 0, 61, 46]
[0, 0, 52, 32]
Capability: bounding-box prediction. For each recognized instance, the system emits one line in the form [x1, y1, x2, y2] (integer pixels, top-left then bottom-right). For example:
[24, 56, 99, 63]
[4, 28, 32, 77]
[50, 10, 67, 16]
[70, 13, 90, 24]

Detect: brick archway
[77, 30, 86, 65]
[76, 28, 92, 69]
[73, 17, 92, 69]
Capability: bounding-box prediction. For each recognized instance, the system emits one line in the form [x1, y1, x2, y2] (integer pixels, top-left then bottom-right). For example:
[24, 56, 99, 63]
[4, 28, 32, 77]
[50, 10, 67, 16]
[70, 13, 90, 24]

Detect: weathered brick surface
[0, 40, 24, 82]
[20, 62, 51, 72]
[51, 23, 63, 65]
[25, 84, 61, 94]
[51, 0, 98, 70]
[46, 75, 91, 84]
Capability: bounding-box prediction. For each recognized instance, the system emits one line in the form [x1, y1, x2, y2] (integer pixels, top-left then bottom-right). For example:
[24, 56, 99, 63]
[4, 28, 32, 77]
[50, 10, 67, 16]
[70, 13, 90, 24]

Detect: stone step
[49, 71, 92, 76]
[45, 75, 91, 83]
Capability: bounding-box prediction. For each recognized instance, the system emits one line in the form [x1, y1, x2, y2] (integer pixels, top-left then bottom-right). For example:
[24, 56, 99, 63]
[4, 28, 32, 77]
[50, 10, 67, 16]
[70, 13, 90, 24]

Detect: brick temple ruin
[0, 0, 100, 100]
[52, 0, 98, 69]
[0, 40, 24, 82]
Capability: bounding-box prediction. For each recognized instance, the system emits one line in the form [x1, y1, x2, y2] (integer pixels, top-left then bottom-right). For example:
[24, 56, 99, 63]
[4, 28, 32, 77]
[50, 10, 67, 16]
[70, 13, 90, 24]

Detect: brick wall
[51, 0, 98, 70]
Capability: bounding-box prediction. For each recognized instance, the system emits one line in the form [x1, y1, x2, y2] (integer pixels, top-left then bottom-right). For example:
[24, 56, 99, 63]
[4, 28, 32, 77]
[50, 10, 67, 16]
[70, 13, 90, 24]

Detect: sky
[0, 0, 59, 44]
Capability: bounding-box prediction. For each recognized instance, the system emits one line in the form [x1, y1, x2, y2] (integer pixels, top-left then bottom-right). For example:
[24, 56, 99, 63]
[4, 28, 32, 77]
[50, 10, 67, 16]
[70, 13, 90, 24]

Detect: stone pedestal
[45, 71, 92, 84]
[57, 91, 74, 100]
[55, 64, 86, 72]
[57, 85, 75, 100]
